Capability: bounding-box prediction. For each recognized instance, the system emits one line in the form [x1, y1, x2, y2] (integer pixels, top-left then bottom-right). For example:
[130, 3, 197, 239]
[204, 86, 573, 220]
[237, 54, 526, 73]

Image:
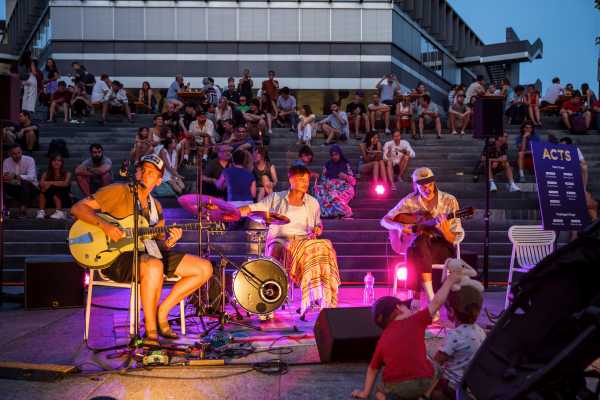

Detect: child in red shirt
[526, 85, 542, 126]
[352, 271, 463, 400]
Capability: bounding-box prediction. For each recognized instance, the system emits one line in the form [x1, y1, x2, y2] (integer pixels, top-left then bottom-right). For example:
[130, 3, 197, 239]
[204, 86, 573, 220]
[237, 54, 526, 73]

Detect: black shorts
[101, 251, 186, 283]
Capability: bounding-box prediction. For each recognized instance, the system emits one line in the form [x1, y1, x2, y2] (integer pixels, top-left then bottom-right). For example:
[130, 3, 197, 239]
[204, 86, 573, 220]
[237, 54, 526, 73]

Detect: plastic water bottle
[363, 272, 375, 304]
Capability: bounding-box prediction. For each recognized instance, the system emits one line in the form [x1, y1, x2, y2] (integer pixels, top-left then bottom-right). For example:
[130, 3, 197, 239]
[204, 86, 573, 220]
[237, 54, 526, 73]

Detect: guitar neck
[134, 222, 202, 237]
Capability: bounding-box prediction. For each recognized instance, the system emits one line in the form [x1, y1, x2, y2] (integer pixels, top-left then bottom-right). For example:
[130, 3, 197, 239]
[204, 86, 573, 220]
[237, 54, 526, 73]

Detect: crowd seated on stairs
[3, 62, 600, 223]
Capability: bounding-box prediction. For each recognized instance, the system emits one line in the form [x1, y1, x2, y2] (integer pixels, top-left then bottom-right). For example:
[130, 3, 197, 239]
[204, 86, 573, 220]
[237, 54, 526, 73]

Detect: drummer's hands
[165, 227, 183, 248]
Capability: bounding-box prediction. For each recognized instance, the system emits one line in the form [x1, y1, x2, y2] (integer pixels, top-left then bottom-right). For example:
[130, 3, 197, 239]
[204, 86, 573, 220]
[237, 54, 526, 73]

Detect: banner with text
[532, 141, 589, 231]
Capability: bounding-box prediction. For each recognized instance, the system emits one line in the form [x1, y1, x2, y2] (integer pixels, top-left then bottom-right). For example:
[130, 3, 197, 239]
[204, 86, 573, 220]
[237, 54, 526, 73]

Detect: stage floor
[0, 288, 507, 400]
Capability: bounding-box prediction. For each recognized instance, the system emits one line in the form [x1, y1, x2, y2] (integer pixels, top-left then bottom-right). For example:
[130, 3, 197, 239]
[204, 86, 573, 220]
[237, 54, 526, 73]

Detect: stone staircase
[3, 114, 599, 288]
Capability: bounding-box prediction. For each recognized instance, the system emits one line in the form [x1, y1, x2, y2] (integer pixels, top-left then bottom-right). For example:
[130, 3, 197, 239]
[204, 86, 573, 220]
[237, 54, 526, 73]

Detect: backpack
[47, 139, 70, 158]
[569, 114, 587, 134]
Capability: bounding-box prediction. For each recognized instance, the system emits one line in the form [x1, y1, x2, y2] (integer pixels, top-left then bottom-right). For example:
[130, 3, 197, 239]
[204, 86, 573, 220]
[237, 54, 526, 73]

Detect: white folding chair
[504, 225, 556, 309]
[84, 269, 186, 342]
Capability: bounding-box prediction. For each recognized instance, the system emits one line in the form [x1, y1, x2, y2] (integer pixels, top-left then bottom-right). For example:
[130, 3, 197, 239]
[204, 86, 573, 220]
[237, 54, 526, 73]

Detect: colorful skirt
[284, 238, 341, 314]
[314, 178, 355, 218]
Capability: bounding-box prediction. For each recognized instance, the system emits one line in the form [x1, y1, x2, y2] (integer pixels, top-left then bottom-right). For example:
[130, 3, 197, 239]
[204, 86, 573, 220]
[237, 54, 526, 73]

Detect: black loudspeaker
[313, 307, 382, 362]
[472, 96, 504, 138]
[461, 221, 600, 399]
[25, 256, 85, 310]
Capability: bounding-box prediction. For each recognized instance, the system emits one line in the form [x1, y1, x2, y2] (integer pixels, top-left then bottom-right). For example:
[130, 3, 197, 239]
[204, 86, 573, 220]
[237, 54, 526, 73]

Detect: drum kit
[177, 194, 292, 333]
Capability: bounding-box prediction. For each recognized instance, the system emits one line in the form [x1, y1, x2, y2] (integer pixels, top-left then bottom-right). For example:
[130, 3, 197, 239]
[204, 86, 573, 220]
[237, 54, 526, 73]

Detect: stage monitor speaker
[25, 256, 85, 310]
[314, 307, 382, 363]
[461, 220, 600, 399]
[473, 96, 504, 139]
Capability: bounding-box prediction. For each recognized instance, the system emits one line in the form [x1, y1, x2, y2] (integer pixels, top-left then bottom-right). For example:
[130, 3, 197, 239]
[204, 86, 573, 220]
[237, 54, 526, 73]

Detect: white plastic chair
[84, 269, 186, 342]
[504, 225, 556, 309]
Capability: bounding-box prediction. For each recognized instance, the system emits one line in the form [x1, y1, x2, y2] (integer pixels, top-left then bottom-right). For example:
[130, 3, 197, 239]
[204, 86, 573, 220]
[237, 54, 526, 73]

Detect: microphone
[119, 160, 130, 177]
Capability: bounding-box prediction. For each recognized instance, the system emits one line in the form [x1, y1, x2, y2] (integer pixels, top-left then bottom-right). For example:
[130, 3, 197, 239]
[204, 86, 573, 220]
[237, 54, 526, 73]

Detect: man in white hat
[71, 154, 213, 344]
[381, 167, 464, 307]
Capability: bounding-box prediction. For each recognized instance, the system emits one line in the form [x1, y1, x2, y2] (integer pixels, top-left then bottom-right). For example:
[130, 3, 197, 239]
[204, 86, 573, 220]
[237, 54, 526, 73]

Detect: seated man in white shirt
[91, 74, 111, 124]
[189, 112, 217, 162]
[318, 102, 349, 145]
[238, 165, 340, 320]
[383, 130, 416, 191]
[2, 144, 38, 217]
[105, 80, 133, 123]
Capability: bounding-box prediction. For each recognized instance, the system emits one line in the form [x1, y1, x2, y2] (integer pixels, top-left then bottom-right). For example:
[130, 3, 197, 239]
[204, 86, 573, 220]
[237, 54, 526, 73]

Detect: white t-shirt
[382, 140, 416, 165]
[465, 82, 484, 103]
[91, 80, 110, 103]
[541, 83, 563, 104]
[440, 323, 486, 385]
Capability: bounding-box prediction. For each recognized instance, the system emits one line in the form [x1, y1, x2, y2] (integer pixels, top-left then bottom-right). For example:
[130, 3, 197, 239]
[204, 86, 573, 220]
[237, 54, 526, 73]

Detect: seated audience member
[417, 95, 442, 138]
[431, 287, 486, 399]
[219, 119, 236, 144]
[261, 70, 280, 109]
[202, 77, 221, 108]
[43, 58, 60, 98]
[3, 111, 39, 152]
[359, 131, 386, 187]
[564, 83, 574, 96]
[243, 99, 268, 143]
[346, 92, 370, 139]
[131, 127, 154, 162]
[70, 82, 92, 118]
[351, 273, 463, 400]
[277, 87, 299, 132]
[259, 92, 278, 135]
[395, 95, 413, 136]
[297, 105, 316, 146]
[238, 96, 250, 113]
[71, 62, 95, 95]
[162, 102, 182, 138]
[203, 145, 231, 199]
[314, 145, 356, 218]
[36, 154, 71, 220]
[152, 138, 184, 196]
[581, 83, 597, 107]
[540, 77, 563, 107]
[485, 83, 498, 96]
[465, 75, 485, 104]
[149, 115, 165, 145]
[179, 103, 197, 138]
[526, 85, 542, 126]
[138, 81, 157, 113]
[215, 96, 233, 129]
[505, 85, 528, 125]
[253, 146, 278, 201]
[2, 144, 38, 217]
[383, 130, 416, 190]
[559, 137, 588, 189]
[368, 93, 391, 134]
[560, 91, 591, 132]
[377, 74, 401, 107]
[238, 69, 254, 101]
[447, 85, 457, 106]
[75, 144, 113, 196]
[223, 125, 254, 155]
[320, 102, 349, 145]
[190, 111, 217, 162]
[222, 77, 241, 105]
[592, 98, 600, 131]
[479, 133, 521, 192]
[292, 145, 320, 187]
[448, 92, 471, 135]
[105, 80, 133, 122]
[166, 75, 185, 111]
[516, 121, 541, 182]
[48, 81, 72, 123]
[91, 73, 111, 108]
[216, 150, 256, 206]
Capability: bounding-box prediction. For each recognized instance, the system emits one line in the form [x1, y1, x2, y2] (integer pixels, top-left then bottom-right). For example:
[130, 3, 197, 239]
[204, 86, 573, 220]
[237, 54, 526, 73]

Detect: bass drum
[233, 258, 288, 315]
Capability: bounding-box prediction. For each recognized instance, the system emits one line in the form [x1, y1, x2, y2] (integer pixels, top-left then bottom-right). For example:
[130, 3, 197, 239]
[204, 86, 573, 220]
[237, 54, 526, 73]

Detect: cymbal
[247, 211, 290, 226]
[178, 194, 241, 222]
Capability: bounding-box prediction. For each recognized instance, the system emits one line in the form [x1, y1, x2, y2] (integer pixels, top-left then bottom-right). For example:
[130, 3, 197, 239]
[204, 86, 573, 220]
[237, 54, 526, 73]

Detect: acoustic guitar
[389, 207, 475, 255]
[68, 213, 223, 269]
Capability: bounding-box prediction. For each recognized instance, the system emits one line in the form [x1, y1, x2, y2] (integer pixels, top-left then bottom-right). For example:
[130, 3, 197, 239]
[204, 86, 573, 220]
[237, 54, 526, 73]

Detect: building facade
[5, 0, 542, 105]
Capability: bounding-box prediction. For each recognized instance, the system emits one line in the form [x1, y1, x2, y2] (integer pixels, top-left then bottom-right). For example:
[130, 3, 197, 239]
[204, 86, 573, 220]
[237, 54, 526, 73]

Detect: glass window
[29, 14, 51, 58]
[420, 35, 443, 77]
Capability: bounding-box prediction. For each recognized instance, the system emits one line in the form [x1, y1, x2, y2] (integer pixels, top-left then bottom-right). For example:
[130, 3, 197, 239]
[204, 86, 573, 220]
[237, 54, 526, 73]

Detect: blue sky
[448, 0, 600, 91]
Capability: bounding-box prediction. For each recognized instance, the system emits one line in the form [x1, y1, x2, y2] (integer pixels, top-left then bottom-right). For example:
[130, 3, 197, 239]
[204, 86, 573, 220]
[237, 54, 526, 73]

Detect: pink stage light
[84, 272, 90, 287]
[396, 265, 408, 281]
[375, 184, 385, 196]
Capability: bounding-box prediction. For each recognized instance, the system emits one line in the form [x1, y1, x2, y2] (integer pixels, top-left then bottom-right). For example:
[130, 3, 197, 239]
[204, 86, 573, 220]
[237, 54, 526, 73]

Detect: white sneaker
[509, 182, 521, 192]
[36, 209, 46, 219]
[489, 181, 498, 192]
[451, 130, 458, 135]
[50, 210, 66, 220]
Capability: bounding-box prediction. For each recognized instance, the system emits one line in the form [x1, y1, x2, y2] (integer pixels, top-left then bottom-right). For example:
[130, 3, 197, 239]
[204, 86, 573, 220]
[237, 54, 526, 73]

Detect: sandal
[158, 322, 179, 339]
[143, 331, 160, 347]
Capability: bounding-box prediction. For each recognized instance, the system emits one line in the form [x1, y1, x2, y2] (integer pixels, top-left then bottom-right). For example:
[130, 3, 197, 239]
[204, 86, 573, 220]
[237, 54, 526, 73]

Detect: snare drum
[232, 257, 288, 315]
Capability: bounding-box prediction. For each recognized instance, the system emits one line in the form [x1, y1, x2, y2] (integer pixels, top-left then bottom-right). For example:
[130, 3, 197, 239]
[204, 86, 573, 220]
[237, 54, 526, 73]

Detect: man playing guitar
[71, 154, 213, 344]
[381, 167, 464, 307]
